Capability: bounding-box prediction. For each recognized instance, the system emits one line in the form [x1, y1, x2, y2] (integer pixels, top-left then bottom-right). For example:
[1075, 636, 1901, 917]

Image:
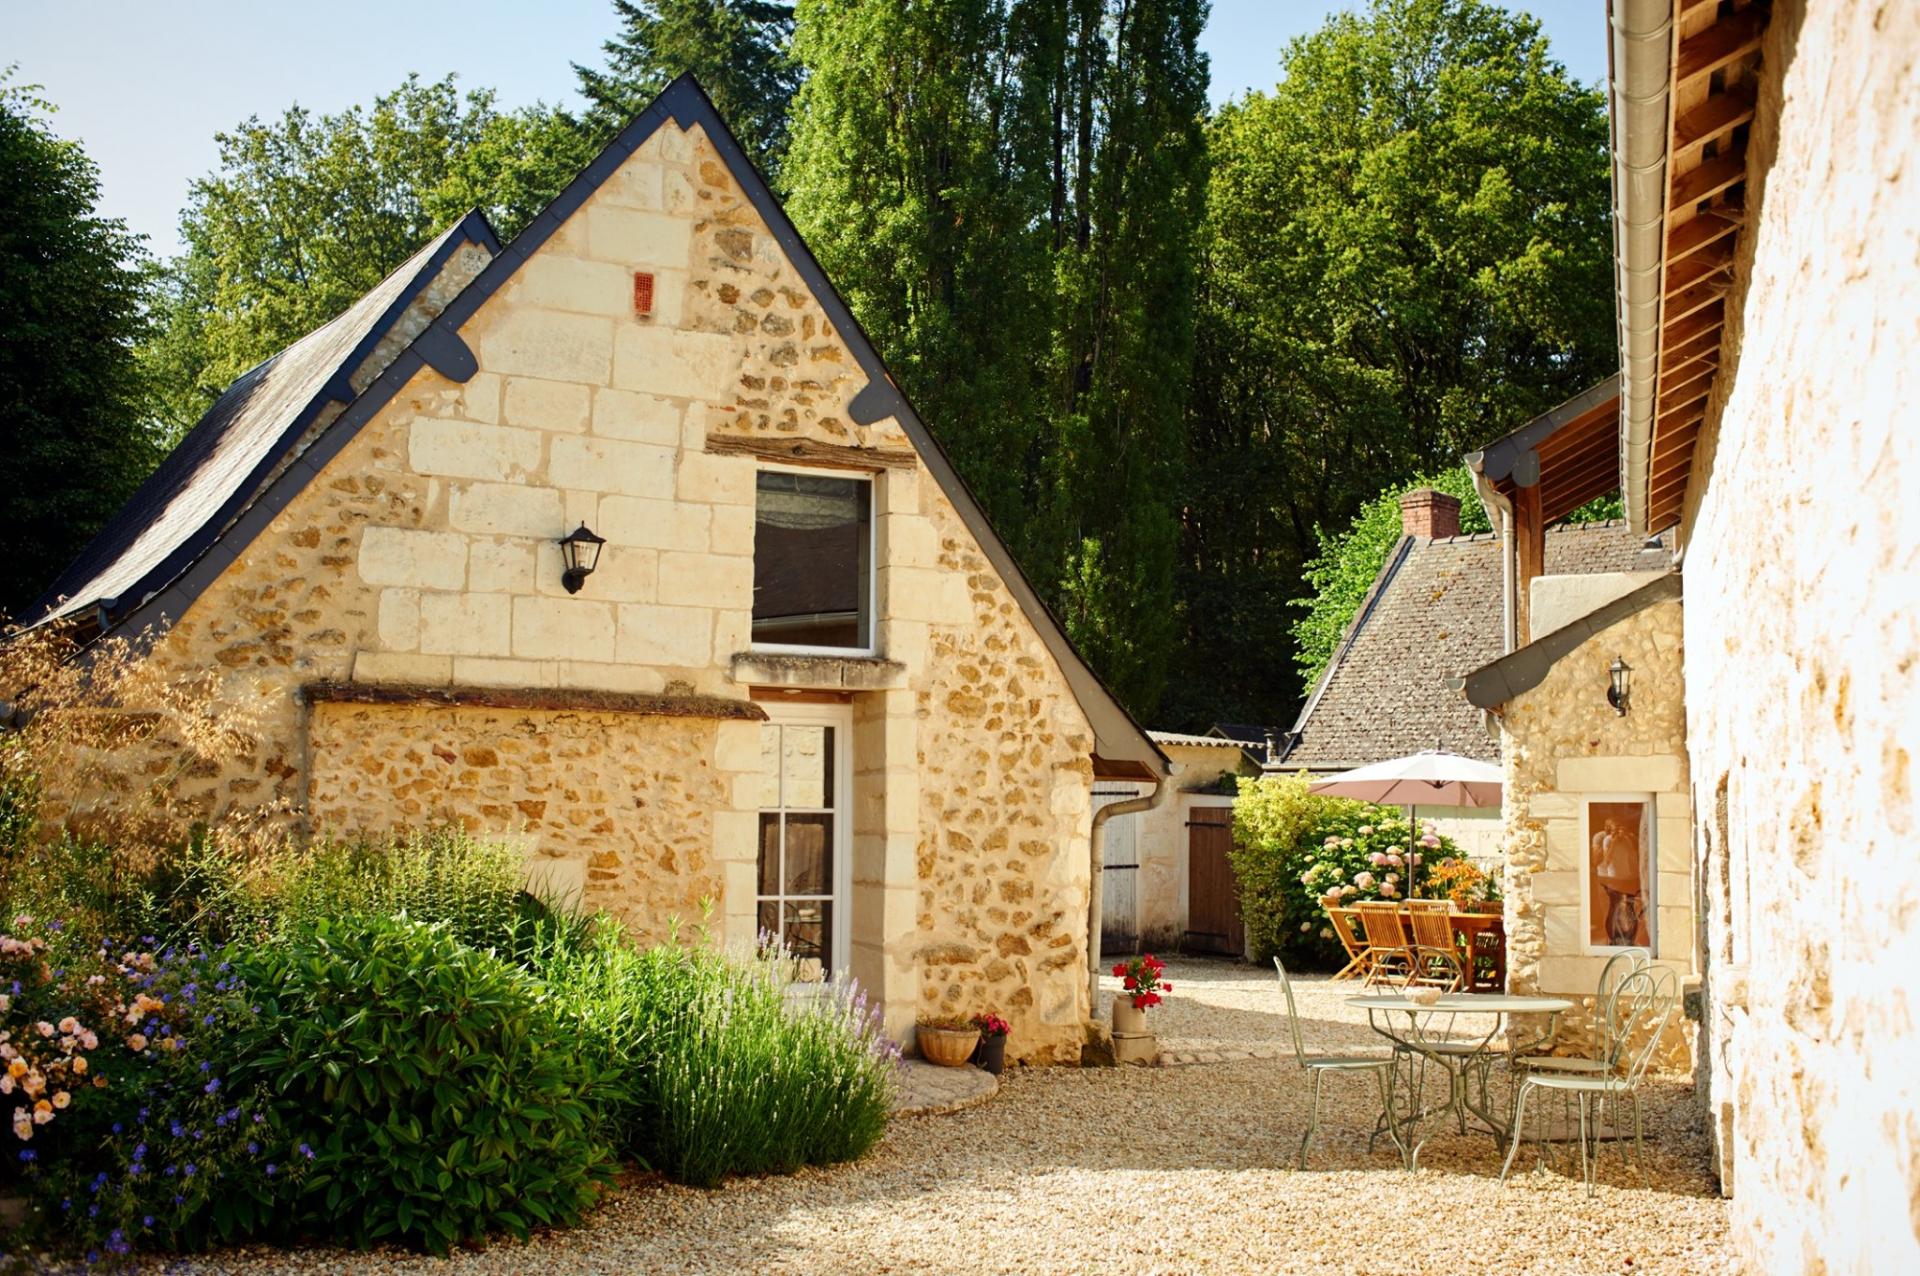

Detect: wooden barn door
[1095, 788, 1140, 955]
[1185, 806, 1244, 957]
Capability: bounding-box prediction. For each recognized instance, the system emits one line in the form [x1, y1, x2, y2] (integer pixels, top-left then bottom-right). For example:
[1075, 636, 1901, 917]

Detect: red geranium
[1113, 953, 1171, 1010]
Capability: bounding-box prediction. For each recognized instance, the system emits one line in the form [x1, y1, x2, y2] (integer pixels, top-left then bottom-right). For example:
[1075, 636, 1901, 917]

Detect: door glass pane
[757, 900, 781, 947]
[783, 814, 832, 895]
[782, 725, 832, 808]
[784, 900, 830, 969]
[757, 814, 783, 895]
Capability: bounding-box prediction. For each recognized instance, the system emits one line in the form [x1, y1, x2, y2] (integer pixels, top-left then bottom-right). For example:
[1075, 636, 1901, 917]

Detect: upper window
[751, 470, 873, 652]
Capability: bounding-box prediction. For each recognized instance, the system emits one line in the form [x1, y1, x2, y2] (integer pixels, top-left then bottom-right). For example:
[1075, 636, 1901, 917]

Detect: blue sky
[11, 0, 1607, 259]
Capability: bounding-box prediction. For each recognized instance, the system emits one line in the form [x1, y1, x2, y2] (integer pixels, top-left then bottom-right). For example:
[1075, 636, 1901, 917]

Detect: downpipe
[1086, 765, 1179, 1013]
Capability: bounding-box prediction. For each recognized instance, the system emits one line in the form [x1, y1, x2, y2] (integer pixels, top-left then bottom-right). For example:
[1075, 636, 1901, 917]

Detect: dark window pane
[752, 471, 870, 649]
[784, 814, 832, 895]
[757, 901, 781, 948]
[784, 900, 830, 966]
[758, 814, 782, 895]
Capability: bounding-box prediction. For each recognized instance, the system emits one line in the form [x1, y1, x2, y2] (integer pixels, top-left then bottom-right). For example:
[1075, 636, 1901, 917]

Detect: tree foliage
[576, 0, 799, 176]
[0, 69, 160, 615]
[1171, 0, 1613, 725]
[785, 0, 1208, 716]
[141, 76, 594, 437]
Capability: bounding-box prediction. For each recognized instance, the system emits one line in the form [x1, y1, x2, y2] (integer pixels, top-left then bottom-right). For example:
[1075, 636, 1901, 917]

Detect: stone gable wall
[138, 115, 1098, 1060]
[1674, 2, 1920, 1266]
[1497, 598, 1694, 1069]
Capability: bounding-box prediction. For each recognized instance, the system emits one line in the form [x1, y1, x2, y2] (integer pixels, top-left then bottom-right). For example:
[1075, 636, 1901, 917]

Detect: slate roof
[35, 212, 500, 627]
[1277, 522, 1669, 769]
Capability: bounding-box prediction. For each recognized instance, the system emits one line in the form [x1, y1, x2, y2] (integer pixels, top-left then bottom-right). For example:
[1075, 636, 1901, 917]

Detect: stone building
[1276, 485, 1668, 863]
[32, 77, 1168, 1064]
[1463, 1, 1920, 1268]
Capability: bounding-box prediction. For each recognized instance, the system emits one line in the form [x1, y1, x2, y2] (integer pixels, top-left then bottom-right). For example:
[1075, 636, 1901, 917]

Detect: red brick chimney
[1399, 488, 1462, 540]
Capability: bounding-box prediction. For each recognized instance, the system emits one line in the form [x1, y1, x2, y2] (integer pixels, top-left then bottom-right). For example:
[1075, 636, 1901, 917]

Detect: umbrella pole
[1406, 803, 1417, 898]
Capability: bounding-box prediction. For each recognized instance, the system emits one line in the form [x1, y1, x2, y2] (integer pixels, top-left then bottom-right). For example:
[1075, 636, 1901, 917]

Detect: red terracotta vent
[632, 271, 655, 316]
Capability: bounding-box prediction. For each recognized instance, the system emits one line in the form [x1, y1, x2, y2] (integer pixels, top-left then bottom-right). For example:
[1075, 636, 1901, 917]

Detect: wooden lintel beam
[1515, 482, 1545, 644]
[1676, 9, 1767, 95]
[1668, 210, 1742, 264]
[1671, 151, 1749, 210]
[705, 432, 919, 471]
[1673, 87, 1758, 164]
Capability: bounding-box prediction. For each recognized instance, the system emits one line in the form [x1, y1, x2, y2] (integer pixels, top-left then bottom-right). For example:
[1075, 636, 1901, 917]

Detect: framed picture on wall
[1582, 797, 1654, 951]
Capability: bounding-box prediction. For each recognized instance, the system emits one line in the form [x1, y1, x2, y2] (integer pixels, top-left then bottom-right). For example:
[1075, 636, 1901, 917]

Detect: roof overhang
[1461, 572, 1682, 710]
[1611, 0, 1771, 535]
[1466, 375, 1622, 526]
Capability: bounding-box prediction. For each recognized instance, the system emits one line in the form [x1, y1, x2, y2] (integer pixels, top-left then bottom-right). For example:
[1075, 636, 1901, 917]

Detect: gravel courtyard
[190, 959, 1734, 1276]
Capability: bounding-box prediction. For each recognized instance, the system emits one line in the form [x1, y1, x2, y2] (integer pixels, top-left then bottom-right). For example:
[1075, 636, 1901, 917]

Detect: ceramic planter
[1112, 999, 1147, 1035]
[973, 1032, 1007, 1075]
[919, 1025, 981, 1067]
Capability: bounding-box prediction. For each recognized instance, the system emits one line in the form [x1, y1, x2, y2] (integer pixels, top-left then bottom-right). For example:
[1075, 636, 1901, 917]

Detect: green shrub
[263, 827, 525, 947]
[229, 915, 617, 1253]
[1230, 773, 1463, 968]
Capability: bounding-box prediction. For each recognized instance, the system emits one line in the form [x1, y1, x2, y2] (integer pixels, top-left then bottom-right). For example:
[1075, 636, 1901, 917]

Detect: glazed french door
[756, 704, 852, 979]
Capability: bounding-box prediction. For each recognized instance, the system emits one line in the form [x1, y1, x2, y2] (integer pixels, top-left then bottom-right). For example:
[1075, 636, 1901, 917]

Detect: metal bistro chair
[1326, 907, 1375, 982]
[1405, 900, 1466, 991]
[1352, 902, 1417, 987]
[1272, 957, 1403, 1169]
[1511, 948, 1652, 1149]
[1502, 965, 1679, 1195]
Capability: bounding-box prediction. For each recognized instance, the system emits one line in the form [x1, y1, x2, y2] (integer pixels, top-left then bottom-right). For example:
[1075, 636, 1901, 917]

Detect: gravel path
[186, 959, 1734, 1275]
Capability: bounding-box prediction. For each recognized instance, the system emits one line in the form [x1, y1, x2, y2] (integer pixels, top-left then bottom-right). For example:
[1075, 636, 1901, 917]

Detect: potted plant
[971, 1013, 1010, 1075]
[1109, 953, 1171, 1035]
[916, 1014, 981, 1067]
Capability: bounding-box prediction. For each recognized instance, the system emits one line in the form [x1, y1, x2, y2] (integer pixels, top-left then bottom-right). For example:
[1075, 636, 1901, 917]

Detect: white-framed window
[756, 704, 852, 980]
[750, 466, 875, 655]
[1580, 794, 1656, 953]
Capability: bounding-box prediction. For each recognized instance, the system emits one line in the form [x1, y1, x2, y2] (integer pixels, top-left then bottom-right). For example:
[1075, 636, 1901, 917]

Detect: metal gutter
[1464, 455, 1519, 655]
[1087, 767, 1177, 1017]
[1610, 0, 1677, 535]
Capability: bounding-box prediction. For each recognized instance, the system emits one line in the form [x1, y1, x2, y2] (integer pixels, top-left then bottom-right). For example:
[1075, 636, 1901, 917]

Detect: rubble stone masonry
[1676, 1, 1920, 1268]
[140, 117, 1098, 1061]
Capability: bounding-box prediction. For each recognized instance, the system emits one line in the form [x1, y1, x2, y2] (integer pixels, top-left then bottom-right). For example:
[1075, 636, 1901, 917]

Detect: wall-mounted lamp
[1607, 656, 1632, 716]
[558, 523, 606, 594]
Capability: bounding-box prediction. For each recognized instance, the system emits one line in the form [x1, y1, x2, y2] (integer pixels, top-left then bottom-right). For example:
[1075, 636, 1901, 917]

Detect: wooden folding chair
[1326, 908, 1374, 982]
[1353, 902, 1417, 987]
[1405, 900, 1465, 991]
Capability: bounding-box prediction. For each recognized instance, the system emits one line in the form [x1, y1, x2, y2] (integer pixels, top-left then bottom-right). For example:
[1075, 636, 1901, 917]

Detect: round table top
[1346, 993, 1574, 1014]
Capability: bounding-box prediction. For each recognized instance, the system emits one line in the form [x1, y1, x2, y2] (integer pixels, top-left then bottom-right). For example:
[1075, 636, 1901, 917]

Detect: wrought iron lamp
[558, 523, 606, 594]
[1607, 656, 1632, 716]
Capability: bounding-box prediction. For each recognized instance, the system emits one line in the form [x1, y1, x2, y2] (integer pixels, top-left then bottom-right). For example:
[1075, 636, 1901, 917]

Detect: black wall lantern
[1607, 656, 1632, 716]
[558, 523, 606, 594]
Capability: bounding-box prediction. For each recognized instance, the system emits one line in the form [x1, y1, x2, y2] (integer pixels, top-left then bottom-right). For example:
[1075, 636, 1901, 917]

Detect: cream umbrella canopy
[1308, 750, 1502, 896]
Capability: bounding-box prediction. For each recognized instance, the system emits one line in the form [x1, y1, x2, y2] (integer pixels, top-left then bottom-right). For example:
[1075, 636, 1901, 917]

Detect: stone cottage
[1277, 484, 1669, 864]
[31, 76, 1167, 1063]
[1463, 1, 1920, 1268]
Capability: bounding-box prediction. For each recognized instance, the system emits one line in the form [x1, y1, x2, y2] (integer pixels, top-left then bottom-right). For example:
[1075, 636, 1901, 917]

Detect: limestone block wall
[1671, 1, 1920, 1264]
[131, 112, 1100, 1062]
[1497, 598, 1694, 1067]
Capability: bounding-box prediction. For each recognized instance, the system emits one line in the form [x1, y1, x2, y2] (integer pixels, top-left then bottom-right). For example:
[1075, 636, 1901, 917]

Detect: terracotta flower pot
[919, 1025, 981, 1067]
[972, 1032, 1007, 1075]
[1112, 999, 1147, 1035]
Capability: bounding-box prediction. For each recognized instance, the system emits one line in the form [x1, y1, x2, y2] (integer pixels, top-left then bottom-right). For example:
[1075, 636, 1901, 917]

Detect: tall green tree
[142, 76, 594, 437]
[576, 0, 799, 175]
[0, 71, 160, 615]
[1170, 0, 1613, 724]
[786, 0, 1208, 718]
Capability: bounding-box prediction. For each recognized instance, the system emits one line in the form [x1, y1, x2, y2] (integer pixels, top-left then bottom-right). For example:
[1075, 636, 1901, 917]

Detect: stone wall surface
[1497, 598, 1694, 1069]
[133, 116, 1100, 1062]
[1675, 1, 1920, 1267]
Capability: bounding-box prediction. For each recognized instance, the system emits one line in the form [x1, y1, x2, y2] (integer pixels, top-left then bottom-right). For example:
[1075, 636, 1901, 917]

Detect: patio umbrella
[1308, 750, 1502, 896]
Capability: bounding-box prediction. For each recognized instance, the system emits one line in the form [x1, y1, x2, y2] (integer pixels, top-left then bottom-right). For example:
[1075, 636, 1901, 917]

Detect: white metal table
[1347, 993, 1573, 1171]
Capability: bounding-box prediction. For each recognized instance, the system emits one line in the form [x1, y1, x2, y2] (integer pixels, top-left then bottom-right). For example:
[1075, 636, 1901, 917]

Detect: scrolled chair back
[1609, 965, 1680, 1088]
[1597, 946, 1654, 1064]
[1271, 956, 1311, 1069]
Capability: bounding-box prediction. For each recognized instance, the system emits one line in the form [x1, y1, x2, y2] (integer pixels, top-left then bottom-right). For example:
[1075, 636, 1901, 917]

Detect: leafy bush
[519, 929, 896, 1188]
[262, 827, 526, 948]
[1230, 774, 1463, 968]
[228, 915, 617, 1253]
[1, 920, 305, 1259]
